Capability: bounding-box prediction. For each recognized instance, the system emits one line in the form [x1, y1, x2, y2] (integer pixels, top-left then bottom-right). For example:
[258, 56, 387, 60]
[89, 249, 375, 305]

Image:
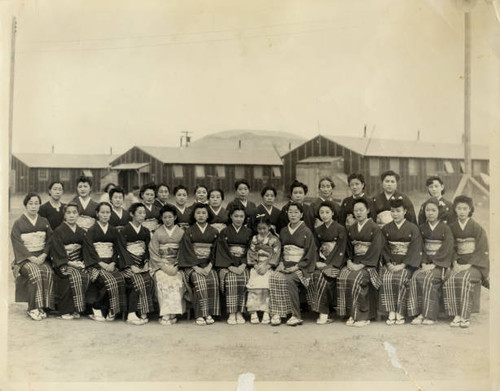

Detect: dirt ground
[5, 191, 493, 387]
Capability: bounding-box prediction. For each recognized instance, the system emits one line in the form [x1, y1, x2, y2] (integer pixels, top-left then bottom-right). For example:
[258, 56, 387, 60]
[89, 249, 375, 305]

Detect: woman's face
[97, 205, 111, 224]
[262, 190, 275, 206]
[132, 206, 147, 224]
[427, 180, 444, 198]
[25, 196, 40, 215]
[77, 182, 91, 198]
[319, 180, 333, 199]
[49, 183, 64, 200]
[175, 190, 188, 206]
[382, 176, 398, 194]
[195, 187, 208, 203]
[319, 206, 334, 224]
[353, 202, 368, 222]
[287, 205, 303, 224]
[236, 184, 250, 199]
[161, 211, 176, 228]
[257, 223, 270, 236]
[231, 210, 246, 228]
[142, 189, 156, 205]
[455, 202, 471, 221]
[157, 186, 170, 202]
[194, 208, 208, 224]
[349, 178, 364, 197]
[209, 191, 222, 208]
[291, 187, 305, 203]
[110, 192, 124, 208]
[425, 203, 439, 223]
[390, 206, 406, 224]
[64, 206, 79, 225]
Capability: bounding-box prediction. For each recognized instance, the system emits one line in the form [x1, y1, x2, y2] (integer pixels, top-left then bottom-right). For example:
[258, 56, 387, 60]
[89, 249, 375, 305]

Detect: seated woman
[38, 181, 65, 230]
[208, 188, 228, 233]
[337, 198, 383, 327]
[178, 203, 220, 326]
[215, 204, 253, 325]
[269, 202, 317, 326]
[50, 202, 91, 320]
[120, 203, 155, 325]
[379, 197, 422, 325]
[443, 196, 489, 328]
[311, 201, 347, 325]
[408, 197, 454, 325]
[83, 202, 132, 322]
[72, 176, 99, 231]
[149, 204, 186, 325]
[108, 187, 131, 231]
[10, 193, 54, 321]
[417, 176, 455, 226]
[250, 186, 281, 234]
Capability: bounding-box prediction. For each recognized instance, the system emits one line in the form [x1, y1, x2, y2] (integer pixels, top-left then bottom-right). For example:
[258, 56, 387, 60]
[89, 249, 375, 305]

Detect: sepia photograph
[1, 1, 499, 390]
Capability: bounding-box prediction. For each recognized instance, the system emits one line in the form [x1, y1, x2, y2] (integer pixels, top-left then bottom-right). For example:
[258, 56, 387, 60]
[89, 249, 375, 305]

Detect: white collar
[65, 222, 77, 233]
[239, 199, 248, 207]
[176, 205, 186, 213]
[261, 204, 273, 215]
[357, 219, 369, 232]
[210, 206, 222, 215]
[79, 196, 91, 209]
[428, 221, 439, 231]
[98, 221, 109, 234]
[144, 204, 153, 211]
[394, 219, 406, 230]
[384, 192, 394, 200]
[196, 222, 208, 234]
[130, 221, 142, 234]
[164, 225, 176, 237]
[112, 207, 123, 218]
[24, 214, 38, 226]
[323, 221, 333, 229]
[288, 221, 303, 235]
[49, 199, 62, 210]
[232, 224, 242, 233]
[458, 218, 470, 231]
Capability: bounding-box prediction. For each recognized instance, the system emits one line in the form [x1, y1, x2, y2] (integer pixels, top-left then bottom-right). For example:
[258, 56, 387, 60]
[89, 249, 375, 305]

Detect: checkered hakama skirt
[219, 268, 250, 314]
[59, 265, 91, 313]
[379, 266, 411, 315]
[407, 266, 446, 320]
[442, 266, 482, 320]
[88, 267, 127, 314]
[184, 268, 220, 318]
[310, 268, 340, 314]
[18, 261, 55, 311]
[121, 268, 154, 315]
[269, 270, 311, 317]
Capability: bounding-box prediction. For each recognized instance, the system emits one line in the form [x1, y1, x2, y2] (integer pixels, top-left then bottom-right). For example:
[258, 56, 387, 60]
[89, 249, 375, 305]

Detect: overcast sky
[6, 0, 500, 154]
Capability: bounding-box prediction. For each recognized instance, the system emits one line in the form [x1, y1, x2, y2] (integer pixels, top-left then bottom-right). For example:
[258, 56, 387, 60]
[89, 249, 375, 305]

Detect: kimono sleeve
[268, 236, 281, 266]
[403, 224, 423, 268]
[148, 230, 163, 272]
[82, 227, 101, 267]
[177, 229, 199, 268]
[214, 229, 237, 268]
[325, 225, 347, 269]
[403, 196, 417, 225]
[50, 228, 69, 268]
[297, 228, 317, 277]
[428, 224, 454, 268]
[246, 236, 259, 266]
[114, 229, 134, 270]
[470, 222, 489, 278]
[10, 220, 33, 264]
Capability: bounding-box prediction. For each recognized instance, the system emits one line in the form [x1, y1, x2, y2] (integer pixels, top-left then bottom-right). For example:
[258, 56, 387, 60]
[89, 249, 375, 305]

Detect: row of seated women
[10, 171, 489, 328]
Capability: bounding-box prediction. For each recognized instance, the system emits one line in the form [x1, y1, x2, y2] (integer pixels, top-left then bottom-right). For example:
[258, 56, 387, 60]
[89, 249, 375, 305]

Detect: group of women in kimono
[11, 170, 489, 329]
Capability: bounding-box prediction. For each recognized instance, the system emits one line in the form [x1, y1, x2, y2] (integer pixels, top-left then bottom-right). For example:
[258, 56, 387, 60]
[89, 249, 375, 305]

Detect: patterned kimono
[149, 224, 186, 316]
[72, 196, 99, 231]
[379, 220, 422, 316]
[372, 191, 417, 227]
[142, 204, 160, 233]
[339, 194, 377, 228]
[246, 232, 281, 312]
[269, 222, 317, 318]
[208, 206, 228, 233]
[443, 218, 489, 320]
[39, 201, 65, 230]
[407, 221, 454, 320]
[277, 201, 315, 233]
[215, 225, 253, 314]
[109, 207, 130, 232]
[250, 204, 281, 233]
[120, 223, 155, 315]
[83, 222, 132, 314]
[178, 223, 220, 318]
[226, 198, 257, 227]
[417, 197, 456, 226]
[337, 219, 383, 321]
[11, 215, 55, 311]
[51, 223, 90, 314]
[309, 197, 341, 228]
[311, 221, 347, 314]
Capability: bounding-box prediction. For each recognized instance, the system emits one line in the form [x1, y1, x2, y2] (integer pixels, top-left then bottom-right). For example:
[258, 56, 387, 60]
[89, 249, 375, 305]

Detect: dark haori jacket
[153, 199, 173, 210]
[338, 195, 377, 227]
[381, 220, 422, 268]
[249, 204, 281, 232]
[279, 222, 317, 278]
[372, 191, 417, 225]
[82, 222, 133, 269]
[11, 215, 53, 266]
[214, 225, 253, 268]
[449, 218, 489, 280]
[50, 223, 86, 268]
[120, 222, 151, 268]
[417, 197, 456, 226]
[175, 205, 191, 230]
[39, 201, 65, 230]
[314, 221, 347, 269]
[346, 219, 383, 267]
[277, 202, 315, 233]
[226, 198, 257, 227]
[109, 208, 131, 231]
[419, 221, 454, 268]
[208, 206, 229, 232]
[72, 196, 99, 230]
[177, 223, 219, 268]
[309, 197, 341, 225]
[142, 204, 160, 232]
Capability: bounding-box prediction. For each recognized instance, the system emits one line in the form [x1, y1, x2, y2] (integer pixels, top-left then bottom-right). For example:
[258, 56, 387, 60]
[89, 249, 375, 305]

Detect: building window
[272, 166, 281, 178]
[235, 166, 245, 179]
[425, 159, 437, 175]
[59, 169, 70, 181]
[216, 165, 225, 178]
[195, 165, 205, 178]
[173, 165, 183, 178]
[472, 161, 482, 175]
[82, 169, 93, 178]
[38, 169, 49, 181]
[444, 160, 454, 173]
[369, 158, 380, 176]
[389, 158, 400, 173]
[254, 166, 263, 179]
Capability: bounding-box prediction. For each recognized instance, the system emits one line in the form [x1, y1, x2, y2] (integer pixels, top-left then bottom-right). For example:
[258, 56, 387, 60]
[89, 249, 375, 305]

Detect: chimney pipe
[51, 145, 54, 154]
[363, 125, 367, 138]
[238, 139, 241, 151]
[289, 142, 291, 151]
[417, 130, 421, 141]
[110, 147, 112, 156]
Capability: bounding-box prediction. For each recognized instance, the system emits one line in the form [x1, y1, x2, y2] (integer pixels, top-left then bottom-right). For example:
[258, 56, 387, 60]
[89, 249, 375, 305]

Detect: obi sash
[142, 219, 159, 232]
[178, 222, 190, 230]
[76, 215, 95, 231]
[93, 242, 113, 259]
[319, 241, 336, 260]
[210, 223, 227, 233]
[388, 241, 410, 256]
[64, 243, 83, 262]
[193, 242, 212, 259]
[159, 243, 180, 261]
[283, 245, 305, 264]
[456, 238, 476, 255]
[352, 240, 371, 256]
[127, 241, 146, 263]
[376, 211, 393, 227]
[424, 239, 442, 256]
[229, 244, 247, 258]
[20, 231, 46, 253]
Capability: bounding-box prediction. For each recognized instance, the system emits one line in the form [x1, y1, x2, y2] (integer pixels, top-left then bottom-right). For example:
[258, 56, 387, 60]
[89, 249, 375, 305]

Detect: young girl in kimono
[83, 202, 132, 322]
[443, 196, 489, 328]
[246, 216, 281, 324]
[417, 176, 455, 226]
[215, 204, 253, 325]
[108, 187, 130, 231]
[208, 188, 228, 233]
[226, 180, 257, 227]
[173, 185, 190, 230]
[39, 181, 65, 230]
[372, 170, 416, 227]
[149, 204, 186, 325]
[339, 173, 376, 228]
[337, 198, 383, 327]
[178, 203, 220, 326]
[11, 193, 54, 321]
[140, 183, 160, 233]
[309, 177, 341, 228]
[277, 180, 315, 232]
[120, 203, 155, 325]
[311, 201, 347, 324]
[251, 186, 280, 233]
[72, 176, 99, 231]
[408, 197, 454, 325]
[154, 183, 171, 209]
[379, 197, 422, 325]
[269, 202, 317, 326]
[50, 202, 90, 320]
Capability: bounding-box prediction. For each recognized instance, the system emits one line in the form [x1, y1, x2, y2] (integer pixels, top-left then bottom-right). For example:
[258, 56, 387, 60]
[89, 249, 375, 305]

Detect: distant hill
[190, 129, 306, 157]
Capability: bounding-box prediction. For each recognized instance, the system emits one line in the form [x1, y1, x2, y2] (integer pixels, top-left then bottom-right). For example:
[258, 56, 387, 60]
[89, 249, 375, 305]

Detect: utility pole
[8, 17, 17, 211]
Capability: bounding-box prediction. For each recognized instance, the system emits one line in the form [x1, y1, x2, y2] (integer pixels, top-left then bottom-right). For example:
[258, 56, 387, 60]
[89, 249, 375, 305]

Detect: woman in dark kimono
[173, 185, 191, 230]
[108, 187, 130, 231]
[226, 180, 257, 227]
[277, 180, 315, 233]
[72, 176, 99, 231]
[38, 181, 65, 230]
[308, 177, 341, 228]
[417, 176, 455, 226]
[339, 173, 376, 228]
[208, 188, 228, 233]
[140, 183, 160, 233]
[250, 186, 281, 234]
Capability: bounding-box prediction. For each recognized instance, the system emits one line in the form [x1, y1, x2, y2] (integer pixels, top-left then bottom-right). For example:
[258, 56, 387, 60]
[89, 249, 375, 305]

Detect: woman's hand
[108, 262, 116, 272]
[316, 261, 327, 270]
[131, 265, 142, 274]
[422, 263, 435, 271]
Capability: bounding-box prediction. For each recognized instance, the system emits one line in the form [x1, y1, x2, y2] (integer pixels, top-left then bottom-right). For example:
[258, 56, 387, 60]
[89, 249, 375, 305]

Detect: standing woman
[149, 204, 186, 325]
[178, 203, 220, 326]
[311, 201, 347, 324]
[379, 197, 422, 325]
[108, 187, 130, 231]
[226, 180, 257, 227]
[443, 196, 489, 328]
[120, 203, 155, 325]
[408, 197, 454, 325]
[277, 180, 315, 233]
[50, 202, 90, 320]
[83, 202, 132, 321]
[154, 183, 171, 209]
[173, 185, 191, 230]
[309, 177, 341, 228]
[215, 204, 253, 325]
[192, 185, 209, 205]
[11, 193, 54, 321]
[99, 183, 116, 203]
[337, 198, 383, 327]
[417, 176, 455, 226]
[339, 173, 376, 228]
[72, 176, 99, 231]
[269, 202, 317, 326]
[39, 181, 65, 230]
[208, 188, 228, 233]
[251, 186, 281, 233]
[140, 183, 160, 233]
[372, 170, 416, 227]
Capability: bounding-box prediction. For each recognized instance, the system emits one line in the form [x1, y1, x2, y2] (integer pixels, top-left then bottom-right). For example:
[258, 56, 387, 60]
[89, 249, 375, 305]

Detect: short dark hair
[352, 197, 370, 212]
[318, 177, 335, 189]
[23, 192, 41, 206]
[453, 195, 474, 216]
[173, 185, 188, 196]
[189, 202, 213, 225]
[285, 201, 304, 215]
[381, 170, 400, 182]
[48, 181, 64, 191]
[318, 200, 336, 216]
[227, 203, 246, 218]
[109, 187, 125, 199]
[423, 197, 440, 212]
[260, 186, 277, 198]
[208, 188, 224, 200]
[194, 184, 208, 195]
[290, 180, 308, 195]
[63, 202, 79, 214]
[348, 173, 365, 186]
[389, 196, 406, 209]
[103, 183, 116, 193]
[129, 202, 146, 216]
[234, 179, 250, 191]
[76, 175, 92, 187]
[156, 183, 170, 195]
[425, 176, 445, 195]
[140, 183, 157, 199]
[254, 214, 272, 227]
[159, 203, 177, 223]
